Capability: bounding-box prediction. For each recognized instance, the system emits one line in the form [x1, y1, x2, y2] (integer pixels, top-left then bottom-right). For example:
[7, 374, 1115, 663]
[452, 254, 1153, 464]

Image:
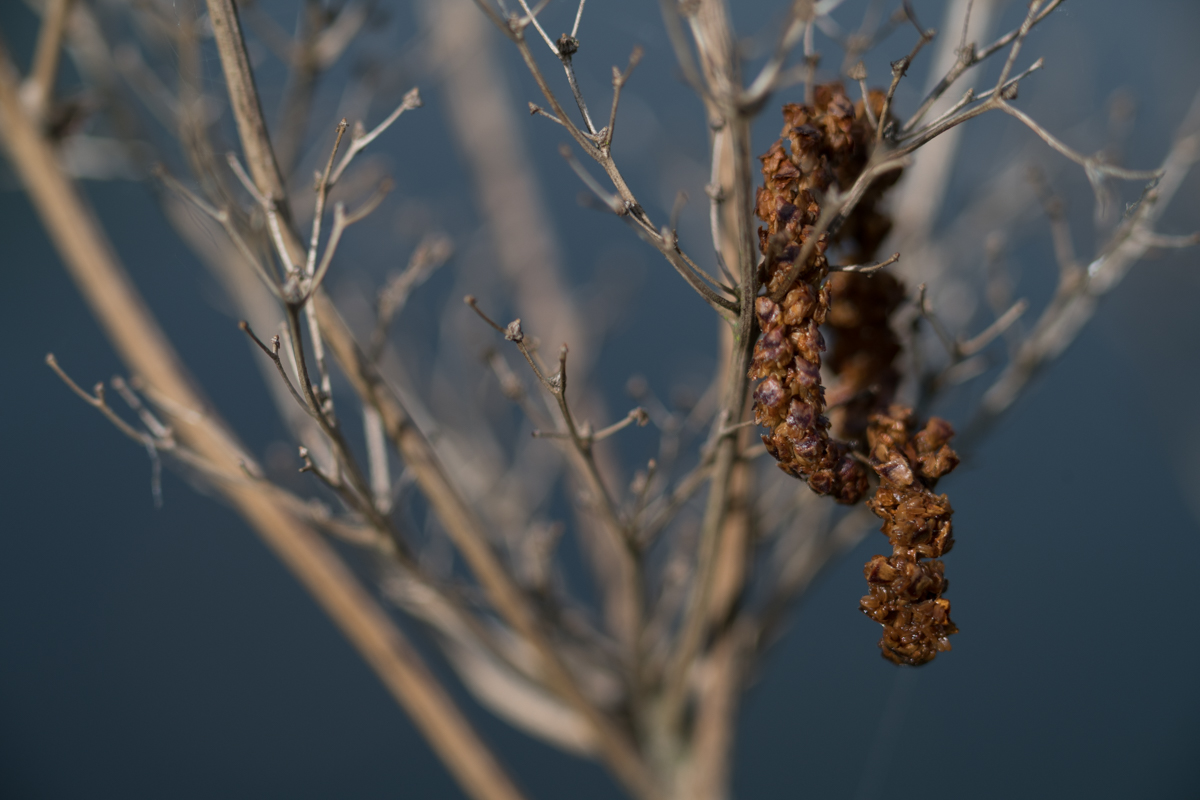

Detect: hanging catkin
[751, 84, 961, 664]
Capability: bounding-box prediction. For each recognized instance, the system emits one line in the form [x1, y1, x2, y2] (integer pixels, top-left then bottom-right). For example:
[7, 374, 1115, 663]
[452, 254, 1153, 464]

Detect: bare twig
[370, 234, 454, 360]
[831, 251, 900, 274]
[155, 166, 283, 298]
[997, 99, 1163, 183]
[239, 322, 310, 414]
[556, 145, 738, 313]
[877, 24, 936, 142]
[465, 297, 630, 545]
[330, 87, 423, 186]
[957, 298, 1029, 358]
[22, 0, 73, 123]
[604, 46, 644, 151]
[46, 354, 156, 446]
[901, 0, 1064, 133]
[974, 91, 1200, 431]
[740, 0, 814, 110]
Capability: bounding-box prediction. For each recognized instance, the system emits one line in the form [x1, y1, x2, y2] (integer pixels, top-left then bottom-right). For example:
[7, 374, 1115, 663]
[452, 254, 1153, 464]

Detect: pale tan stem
[660, 0, 757, 743]
[0, 36, 527, 800]
[672, 623, 749, 800]
[206, 0, 291, 216]
[23, 0, 73, 123]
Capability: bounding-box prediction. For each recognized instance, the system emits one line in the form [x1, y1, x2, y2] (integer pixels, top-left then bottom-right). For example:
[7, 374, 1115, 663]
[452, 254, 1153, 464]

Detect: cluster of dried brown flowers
[749, 82, 961, 664]
[3, 0, 1198, 798]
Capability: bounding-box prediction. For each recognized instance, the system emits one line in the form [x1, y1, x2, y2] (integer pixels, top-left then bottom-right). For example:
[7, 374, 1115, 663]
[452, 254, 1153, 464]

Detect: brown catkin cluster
[752, 85, 964, 665]
[825, 270, 905, 445]
[860, 407, 961, 665]
[750, 84, 885, 503]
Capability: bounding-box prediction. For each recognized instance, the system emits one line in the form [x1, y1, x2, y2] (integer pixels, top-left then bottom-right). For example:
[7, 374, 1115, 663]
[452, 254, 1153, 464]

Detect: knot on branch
[556, 34, 579, 56]
[504, 319, 525, 343]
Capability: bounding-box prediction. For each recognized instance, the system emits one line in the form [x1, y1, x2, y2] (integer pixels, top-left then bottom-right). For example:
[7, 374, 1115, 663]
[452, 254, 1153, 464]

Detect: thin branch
[975, 58, 1044, 103]
[155, 166, 283, 298]
[957, 298, 1029, 358]
[224, 150, 270, 207]
[363, 404, 392, 514]
[997, 100, 1164, 182]
[604, 46, 643, 151]
[556, 35, 599, 136]
[740, 0, 814, 110]
[370, 234, 454, 361]
[555, 146, 738, 313]
[109, 375, 171, 440]
[571, 0, 587, 38]
[515, 0, 558, 54]
[529, 101, 568, 128]
[304, 180, 394, 305]
[902, 0, 1064, 133]
[536, 406, 649, 443]
[637, 455, 716, 549]
[656, 0, 710, 101]
[877, 25, 935, 142]
[848, 60, 877, 131]
[207, 0, 292, 218]
[1138, 231, 1200, 249]
[916, 283, 958, 358]
[46, 354, 154, 446]
[465, 299, 632, 540]
[298, 444, 347, 495]
[1029, 167, 1082, 282]
[330, 87, 423, 185]
[23, 0, 73, 123]
[238, 321, 311, 415]
[975, 98, 1200, 427]
[306, 119, 349, 277]
[994, 0, 1042, 93]
[559, 143, 623, 212]
[831, 251, 900, 274]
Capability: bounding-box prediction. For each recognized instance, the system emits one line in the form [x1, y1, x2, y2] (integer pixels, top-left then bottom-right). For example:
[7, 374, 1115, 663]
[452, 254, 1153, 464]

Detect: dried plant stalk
[5, 1, 1198, 799]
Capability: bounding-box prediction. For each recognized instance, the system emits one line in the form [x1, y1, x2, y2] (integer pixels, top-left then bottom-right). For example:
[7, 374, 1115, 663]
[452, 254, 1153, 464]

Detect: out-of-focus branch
[472, 0, 737, 317]
[658, 0, 759, 766]
[21, 0, 73, 124]
[421, 0, 650, 725]
[203, 7, 662, 796]
[975, 93, 1200, 428]
[206, 0, 291, 222]
[0, 33, 528, 800]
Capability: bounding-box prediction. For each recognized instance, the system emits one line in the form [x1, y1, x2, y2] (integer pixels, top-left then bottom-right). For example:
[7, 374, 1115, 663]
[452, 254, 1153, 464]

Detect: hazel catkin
[751, 85, 963, 665]
[860, 406, 960, 665]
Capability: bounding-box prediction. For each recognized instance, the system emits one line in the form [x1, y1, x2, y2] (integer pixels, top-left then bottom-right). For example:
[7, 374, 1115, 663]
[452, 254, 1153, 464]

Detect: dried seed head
[751, 87, 964, 664]
[750, 83, 896, 505]
[860, 406, 960, 665]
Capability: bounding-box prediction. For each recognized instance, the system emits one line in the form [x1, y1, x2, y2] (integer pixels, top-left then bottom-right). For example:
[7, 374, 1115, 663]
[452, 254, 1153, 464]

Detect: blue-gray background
[2, 1, 1198, 798]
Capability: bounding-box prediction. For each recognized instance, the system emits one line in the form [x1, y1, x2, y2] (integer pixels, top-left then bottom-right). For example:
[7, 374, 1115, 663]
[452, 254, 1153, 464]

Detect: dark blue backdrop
[2, 1, 1198, 798]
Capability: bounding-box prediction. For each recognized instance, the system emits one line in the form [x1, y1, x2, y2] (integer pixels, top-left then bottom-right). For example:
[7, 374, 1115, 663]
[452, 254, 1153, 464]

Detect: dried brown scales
[750, 84, 961, 665]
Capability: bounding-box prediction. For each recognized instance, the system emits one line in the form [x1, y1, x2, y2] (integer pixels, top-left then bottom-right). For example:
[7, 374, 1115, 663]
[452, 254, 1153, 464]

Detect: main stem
[657, 4, 758, 791]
